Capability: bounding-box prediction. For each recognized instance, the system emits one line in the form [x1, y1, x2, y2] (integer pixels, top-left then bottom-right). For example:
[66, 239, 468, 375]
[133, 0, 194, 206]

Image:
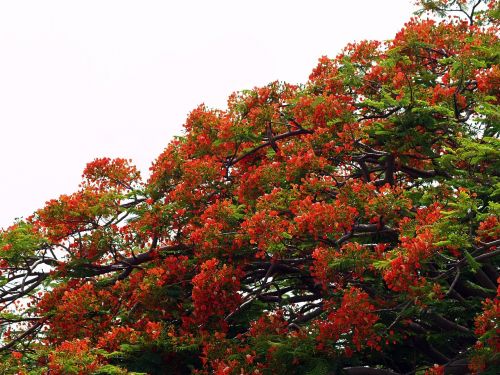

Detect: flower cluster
[316, 288, 381, 354]
[191, 259, 243, 329]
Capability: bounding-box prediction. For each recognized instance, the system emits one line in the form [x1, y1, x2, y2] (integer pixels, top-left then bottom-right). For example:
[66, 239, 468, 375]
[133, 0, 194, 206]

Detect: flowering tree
[1, 1, 499, 374]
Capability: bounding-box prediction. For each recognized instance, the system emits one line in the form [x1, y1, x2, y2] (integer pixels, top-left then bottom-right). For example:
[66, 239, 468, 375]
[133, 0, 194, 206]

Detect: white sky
[0, 0, 417, 229]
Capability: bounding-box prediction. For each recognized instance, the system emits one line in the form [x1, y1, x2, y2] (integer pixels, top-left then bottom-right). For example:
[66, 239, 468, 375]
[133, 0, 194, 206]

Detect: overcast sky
[0, 0, 416, 229]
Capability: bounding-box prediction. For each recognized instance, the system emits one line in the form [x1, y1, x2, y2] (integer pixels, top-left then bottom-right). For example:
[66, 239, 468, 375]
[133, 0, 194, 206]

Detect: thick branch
[0, 318, 47, 352]
[228, 128, 313, 166]
[343, 368, 400, 375]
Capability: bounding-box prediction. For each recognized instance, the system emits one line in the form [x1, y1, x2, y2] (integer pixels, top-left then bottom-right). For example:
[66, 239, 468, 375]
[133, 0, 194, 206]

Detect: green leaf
[266, 148, 276, 158]
[373, 260, 391, 270]
[464, 281, 496, 296]
[464, 250, 481, 273]
[92, 364, 129, 375]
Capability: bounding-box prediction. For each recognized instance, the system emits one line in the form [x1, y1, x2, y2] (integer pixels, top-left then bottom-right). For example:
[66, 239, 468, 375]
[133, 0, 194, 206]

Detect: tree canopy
[1, 1, 499, 374]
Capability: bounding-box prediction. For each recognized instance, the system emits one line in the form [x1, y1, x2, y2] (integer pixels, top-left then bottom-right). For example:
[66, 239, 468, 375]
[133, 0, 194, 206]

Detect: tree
[1, 1, 499, 374]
